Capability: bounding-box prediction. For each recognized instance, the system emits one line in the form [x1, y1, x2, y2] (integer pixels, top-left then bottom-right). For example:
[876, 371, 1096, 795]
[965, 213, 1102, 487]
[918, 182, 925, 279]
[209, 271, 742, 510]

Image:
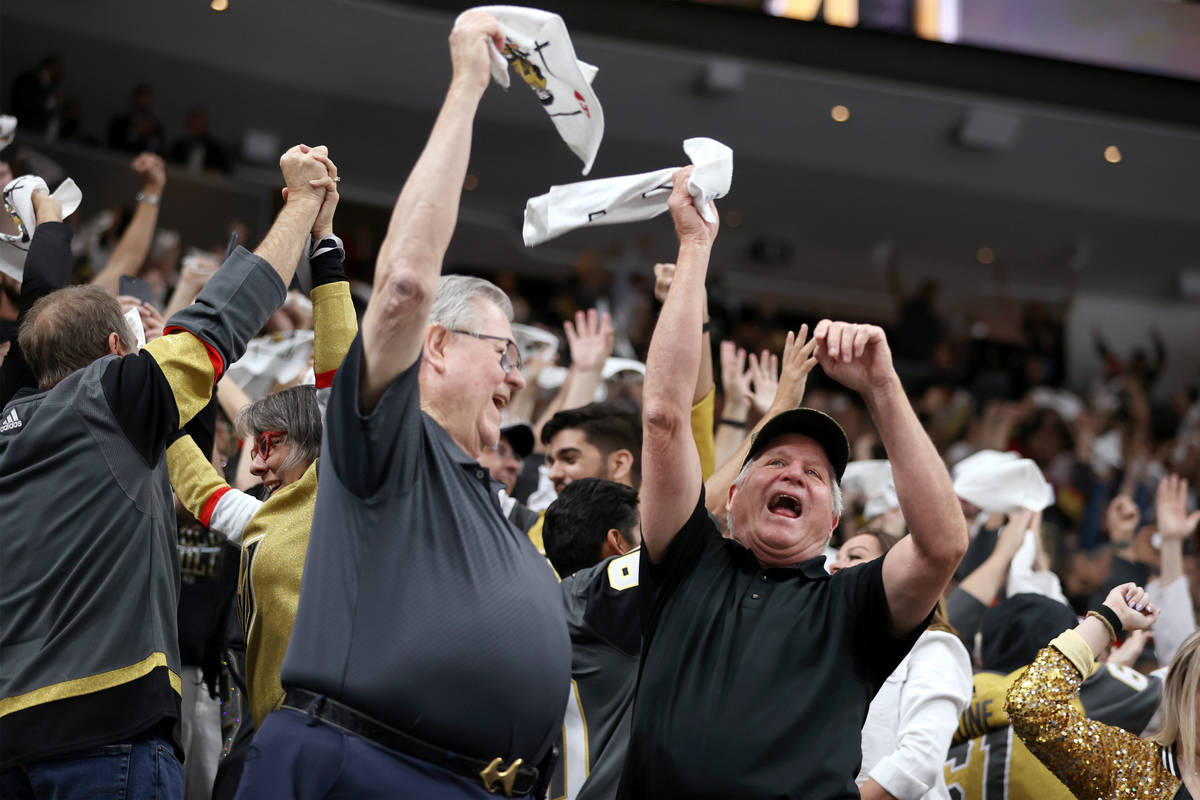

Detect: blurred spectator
[107, 84, 166, 155]
[10, 55, 63, 137]
[170, 109, 232, 175]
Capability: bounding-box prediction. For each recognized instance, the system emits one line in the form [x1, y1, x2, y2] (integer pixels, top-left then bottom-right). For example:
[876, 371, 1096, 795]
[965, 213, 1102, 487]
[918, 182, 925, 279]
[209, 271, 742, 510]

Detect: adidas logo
[0, 408, 22, 433]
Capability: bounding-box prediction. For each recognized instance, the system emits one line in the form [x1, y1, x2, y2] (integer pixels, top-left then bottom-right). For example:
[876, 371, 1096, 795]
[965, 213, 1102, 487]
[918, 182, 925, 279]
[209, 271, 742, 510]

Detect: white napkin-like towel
[952, 449, 1054, 513]
[523, 137, 732, 246]
[1006, 529, 1069, 606]
[841, 459, 899, 520]
[462, 5, 604, 174]
[225, 330, 315, 401]
[0, 116, 16, 150]
[0, 175, 83, 282]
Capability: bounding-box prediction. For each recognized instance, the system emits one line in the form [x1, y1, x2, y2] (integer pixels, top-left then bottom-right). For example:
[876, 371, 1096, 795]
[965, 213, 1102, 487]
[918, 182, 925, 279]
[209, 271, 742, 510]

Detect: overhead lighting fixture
[830, 105, 850, 123]
[1104, 145, 1122, 164]
[210, 0, 228, 10]
[976, 246, 995, 265]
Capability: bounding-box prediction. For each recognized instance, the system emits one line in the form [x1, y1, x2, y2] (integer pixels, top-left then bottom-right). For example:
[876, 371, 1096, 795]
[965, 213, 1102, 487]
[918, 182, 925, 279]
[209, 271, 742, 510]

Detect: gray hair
[236, 385, 322, 476]
[429, 275, 513, 329]
[726, 456, 844, 536]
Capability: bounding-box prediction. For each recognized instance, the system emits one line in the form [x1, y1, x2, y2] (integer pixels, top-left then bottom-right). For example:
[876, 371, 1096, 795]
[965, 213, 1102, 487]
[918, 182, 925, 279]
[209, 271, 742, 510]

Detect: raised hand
[812, 320, 897, 397]
[653, 262, 675, 304]
[1156, 474, 1200, 542]
[1103, 582, 1159, 632]
[719, 340, 752, 417]
[1103, 629, 1151, 668]
[308, 153, 340, 240]
[1104, 494, 1140, 546]
[667, 166, 718, 248]
[278, 144, 329, 207]
[131, 152, 166, 194]
[564, 308, 614, 372]
[772, 324, 819, 411]
[449, 10, 506, 93]
[747, 349, 779, 416]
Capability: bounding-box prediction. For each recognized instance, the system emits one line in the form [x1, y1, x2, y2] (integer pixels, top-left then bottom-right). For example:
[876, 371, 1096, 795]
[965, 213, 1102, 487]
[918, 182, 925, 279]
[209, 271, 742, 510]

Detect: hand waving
[772, 324, 819, 412]
[812, 320, 897, 397]
[1155, 474, 1200, 542]
[564, 308, 614, 372]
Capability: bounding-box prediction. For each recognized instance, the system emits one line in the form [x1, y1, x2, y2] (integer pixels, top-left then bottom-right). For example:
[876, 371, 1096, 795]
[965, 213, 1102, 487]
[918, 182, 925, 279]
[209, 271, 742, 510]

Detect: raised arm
[814, 321, 967, 635]
[91, 153, 166, 295]
[641, 168, 718, 562]
[560, 308, 614, 411]
[358, 11, 503, 412]
[1150, 474, 1199, 664]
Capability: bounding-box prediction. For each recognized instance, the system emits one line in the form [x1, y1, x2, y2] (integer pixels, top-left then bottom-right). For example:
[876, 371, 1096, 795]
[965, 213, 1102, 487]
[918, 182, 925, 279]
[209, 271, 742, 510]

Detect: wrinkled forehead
[753, 433, 834, 476]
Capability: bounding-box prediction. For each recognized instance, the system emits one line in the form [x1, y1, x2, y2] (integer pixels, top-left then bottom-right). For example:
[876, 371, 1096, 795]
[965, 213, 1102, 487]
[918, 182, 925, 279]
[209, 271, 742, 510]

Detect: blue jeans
[0, 730, 183, 800]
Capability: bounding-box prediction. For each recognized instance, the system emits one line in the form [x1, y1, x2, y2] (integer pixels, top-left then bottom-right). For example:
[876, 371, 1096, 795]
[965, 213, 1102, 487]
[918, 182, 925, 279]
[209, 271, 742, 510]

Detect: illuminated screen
[687, 0, 1200, 82]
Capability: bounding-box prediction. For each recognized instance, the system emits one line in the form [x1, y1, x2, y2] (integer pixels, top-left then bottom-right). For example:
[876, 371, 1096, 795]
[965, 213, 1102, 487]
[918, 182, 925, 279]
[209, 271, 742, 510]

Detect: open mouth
[767, 493, 802, 518]
[492, 394, 508, 412]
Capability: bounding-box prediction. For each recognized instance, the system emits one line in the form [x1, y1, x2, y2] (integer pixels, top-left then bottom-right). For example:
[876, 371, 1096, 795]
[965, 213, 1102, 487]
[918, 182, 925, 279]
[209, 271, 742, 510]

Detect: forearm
[867, 379, 965, 567]
[644, 241, 710, 418]
[713, 422, 746, 472]
[20, 222, 73, 311]
[561, 366, 603, 411]
[692, 314, 713, 406]
[162, 276, 206, 320]
[859, 779, 897, 800]
[1159, 538, 1184, 586]
[691, 387, 716, 480]
[215, 378, 251, 427]
[311, 280, 358, 384]
[92, 199, 159, 294]
[253, 198, 322, 288]
[956, 552, 1011, 606]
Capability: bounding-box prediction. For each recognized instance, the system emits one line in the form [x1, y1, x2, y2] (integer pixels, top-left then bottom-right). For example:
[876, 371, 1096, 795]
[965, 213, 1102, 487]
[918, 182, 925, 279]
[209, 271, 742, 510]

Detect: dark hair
[235, 385, 322, 475]
[855, 528, 898, 557]
[543, 478, 640, 578]
[540, 403, 643, 488]
[19, 285, 136, 390]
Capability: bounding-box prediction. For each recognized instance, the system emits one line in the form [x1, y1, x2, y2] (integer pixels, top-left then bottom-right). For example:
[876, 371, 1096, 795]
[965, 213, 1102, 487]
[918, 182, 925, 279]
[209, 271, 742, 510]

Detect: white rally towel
[841, 459, 899, 520]
[523, 137, 732, 246]
[0, 175, 83, 282]
[225, 330, 315, 401]
[0, 116, 16, 150]
[952, 448, 1054, 513]
[462, 5, 604, 174]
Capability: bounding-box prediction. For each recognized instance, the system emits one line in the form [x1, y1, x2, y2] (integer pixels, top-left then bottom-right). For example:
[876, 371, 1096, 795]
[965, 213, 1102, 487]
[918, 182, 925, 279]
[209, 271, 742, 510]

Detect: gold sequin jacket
[1006, 629, 1183, 800]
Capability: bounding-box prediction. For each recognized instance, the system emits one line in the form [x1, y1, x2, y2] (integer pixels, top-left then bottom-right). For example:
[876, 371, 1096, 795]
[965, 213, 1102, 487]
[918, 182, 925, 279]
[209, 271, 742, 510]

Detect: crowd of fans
[2, 9, 1198, 800]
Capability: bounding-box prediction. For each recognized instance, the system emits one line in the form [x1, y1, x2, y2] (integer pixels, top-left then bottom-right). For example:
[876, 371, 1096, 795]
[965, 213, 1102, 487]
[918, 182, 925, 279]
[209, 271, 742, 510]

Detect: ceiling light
[1104, 145, 1122, 164]
[210, 0, 229, 10]
[830, 105, 850, 123]
[976, 246, 995, 265]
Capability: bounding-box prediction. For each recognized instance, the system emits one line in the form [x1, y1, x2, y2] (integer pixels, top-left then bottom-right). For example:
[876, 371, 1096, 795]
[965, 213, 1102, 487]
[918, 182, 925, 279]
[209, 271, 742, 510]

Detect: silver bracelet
[135, 191, 161, 206]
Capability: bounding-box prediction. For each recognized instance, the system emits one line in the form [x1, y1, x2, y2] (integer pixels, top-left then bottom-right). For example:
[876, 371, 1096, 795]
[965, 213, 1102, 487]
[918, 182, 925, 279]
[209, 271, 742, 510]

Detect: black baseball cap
[500, 422, 535, 460]
[742, 408, 851, 481]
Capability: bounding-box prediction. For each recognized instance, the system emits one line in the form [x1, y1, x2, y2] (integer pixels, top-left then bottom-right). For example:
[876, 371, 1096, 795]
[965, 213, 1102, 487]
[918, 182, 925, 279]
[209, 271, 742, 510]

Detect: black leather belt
[282, 688, 539, 797]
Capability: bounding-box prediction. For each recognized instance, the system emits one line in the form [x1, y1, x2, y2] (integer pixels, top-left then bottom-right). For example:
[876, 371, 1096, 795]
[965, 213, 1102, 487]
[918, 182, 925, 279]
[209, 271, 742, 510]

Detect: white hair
[725, 455, 844, 537]
[429, 274, 513, 329]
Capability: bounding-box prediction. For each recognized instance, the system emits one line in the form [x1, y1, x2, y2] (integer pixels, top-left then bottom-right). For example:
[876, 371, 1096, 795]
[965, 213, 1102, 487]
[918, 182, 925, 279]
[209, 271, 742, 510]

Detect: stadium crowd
[1, 8, 1198, 800]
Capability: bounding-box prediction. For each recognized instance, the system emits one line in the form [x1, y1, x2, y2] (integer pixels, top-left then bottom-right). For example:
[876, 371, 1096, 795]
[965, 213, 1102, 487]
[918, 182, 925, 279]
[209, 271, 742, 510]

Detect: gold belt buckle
[480, 756, 524, 797]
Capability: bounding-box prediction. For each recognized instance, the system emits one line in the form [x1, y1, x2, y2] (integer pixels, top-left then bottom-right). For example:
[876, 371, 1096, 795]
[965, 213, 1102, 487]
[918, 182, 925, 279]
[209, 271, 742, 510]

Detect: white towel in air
[462, 5, 604, 174]
[0, 175, 83, 282]
[523, 137, 732, 246]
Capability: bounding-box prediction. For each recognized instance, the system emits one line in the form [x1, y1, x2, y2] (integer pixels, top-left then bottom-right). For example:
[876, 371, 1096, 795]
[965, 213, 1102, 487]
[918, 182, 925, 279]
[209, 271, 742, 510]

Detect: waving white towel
[523, 137, 732, 246]
[0, 175, 83, 282]
[461, 5, 604, 174]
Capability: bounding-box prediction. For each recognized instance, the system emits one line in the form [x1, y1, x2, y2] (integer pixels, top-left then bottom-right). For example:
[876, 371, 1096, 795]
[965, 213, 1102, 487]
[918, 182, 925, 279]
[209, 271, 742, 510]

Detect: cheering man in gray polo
[619, 171, 968, 799]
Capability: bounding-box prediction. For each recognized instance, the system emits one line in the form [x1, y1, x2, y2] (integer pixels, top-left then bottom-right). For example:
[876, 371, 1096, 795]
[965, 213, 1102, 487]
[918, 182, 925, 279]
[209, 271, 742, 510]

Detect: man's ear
[107, 331, 125, 356]
[600, 528, 630, 560]
[607, 449, 634, 487]
[727, 480, 739, 516]
[423, 325, 450, 373]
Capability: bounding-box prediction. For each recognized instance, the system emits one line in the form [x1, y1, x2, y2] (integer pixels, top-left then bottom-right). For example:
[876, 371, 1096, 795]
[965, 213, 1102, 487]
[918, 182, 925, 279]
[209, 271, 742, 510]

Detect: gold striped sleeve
[166, 435, 231, 527]
[143, 331, 221, 427]
[691, 385, 716, 481]
[311, 282, 358, 388]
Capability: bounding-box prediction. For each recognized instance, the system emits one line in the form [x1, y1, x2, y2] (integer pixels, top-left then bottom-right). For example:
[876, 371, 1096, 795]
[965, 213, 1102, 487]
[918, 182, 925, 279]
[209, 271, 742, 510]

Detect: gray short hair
[726, 456, 844, 535]
[429, 275, 513, 329]
[236, 385, 322, 476]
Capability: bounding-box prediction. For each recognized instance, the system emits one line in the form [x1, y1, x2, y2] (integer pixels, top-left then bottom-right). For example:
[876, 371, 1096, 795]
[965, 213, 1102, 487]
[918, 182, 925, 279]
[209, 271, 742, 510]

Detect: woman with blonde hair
[1007, 582, 1199, 799]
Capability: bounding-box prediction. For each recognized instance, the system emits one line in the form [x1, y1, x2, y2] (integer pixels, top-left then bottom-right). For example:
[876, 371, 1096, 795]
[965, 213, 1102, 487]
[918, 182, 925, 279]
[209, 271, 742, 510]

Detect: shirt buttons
[476, 470, 485, 479]
[751, 593, 760, 600]
[760, 574, 768, 582]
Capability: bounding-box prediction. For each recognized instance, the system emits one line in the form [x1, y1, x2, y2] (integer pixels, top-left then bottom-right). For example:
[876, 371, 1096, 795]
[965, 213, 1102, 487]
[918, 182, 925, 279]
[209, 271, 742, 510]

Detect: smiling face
[433, 300, 526, 456]
[829, 533, 886, 574]
[249, 431, 308, 492]
[726, 433, 840, 568]
[545, 428, 610, 495]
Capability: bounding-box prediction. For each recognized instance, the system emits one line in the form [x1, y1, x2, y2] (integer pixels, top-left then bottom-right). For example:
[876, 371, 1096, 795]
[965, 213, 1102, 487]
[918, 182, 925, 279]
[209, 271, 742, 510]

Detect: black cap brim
[501, 423, 535, 460]
[742, 408, 850, 481]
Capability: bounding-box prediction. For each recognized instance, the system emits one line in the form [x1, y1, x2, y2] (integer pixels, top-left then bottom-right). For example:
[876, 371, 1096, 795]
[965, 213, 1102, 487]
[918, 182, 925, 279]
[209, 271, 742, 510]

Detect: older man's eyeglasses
[252, 431, 287, 460]
[448, 329, 523, 375]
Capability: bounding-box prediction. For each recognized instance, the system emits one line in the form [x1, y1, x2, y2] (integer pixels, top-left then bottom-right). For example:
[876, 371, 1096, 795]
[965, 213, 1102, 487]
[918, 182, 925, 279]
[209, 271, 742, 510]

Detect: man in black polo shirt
[620, 172, 969, 800]
[235, 11, 570, 799]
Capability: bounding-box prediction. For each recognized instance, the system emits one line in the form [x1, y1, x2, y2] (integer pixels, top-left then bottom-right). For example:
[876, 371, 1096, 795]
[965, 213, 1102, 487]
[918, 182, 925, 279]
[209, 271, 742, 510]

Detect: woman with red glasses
[163, 156, 356, 794]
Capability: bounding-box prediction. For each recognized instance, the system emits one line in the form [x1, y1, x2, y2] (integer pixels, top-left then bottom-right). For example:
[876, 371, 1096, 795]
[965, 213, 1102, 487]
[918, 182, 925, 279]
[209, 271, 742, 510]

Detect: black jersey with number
[550, 550, 642, 800]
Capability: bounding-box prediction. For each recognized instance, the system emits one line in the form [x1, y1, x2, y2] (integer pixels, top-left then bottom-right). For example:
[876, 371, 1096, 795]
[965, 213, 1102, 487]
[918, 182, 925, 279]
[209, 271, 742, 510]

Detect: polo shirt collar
[428, 414, 484, 467]
[730, 541, 830, 581]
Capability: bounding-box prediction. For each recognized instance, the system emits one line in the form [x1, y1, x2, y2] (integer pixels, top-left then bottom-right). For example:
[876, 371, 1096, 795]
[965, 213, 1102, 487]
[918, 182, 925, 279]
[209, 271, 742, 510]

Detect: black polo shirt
[281, 337, 571, 766]
[620, 491, 926, 800]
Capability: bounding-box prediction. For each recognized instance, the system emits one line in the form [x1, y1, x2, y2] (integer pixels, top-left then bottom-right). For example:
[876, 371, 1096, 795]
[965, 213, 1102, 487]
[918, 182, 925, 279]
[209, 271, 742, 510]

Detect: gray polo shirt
[281, 337, 571, 766]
